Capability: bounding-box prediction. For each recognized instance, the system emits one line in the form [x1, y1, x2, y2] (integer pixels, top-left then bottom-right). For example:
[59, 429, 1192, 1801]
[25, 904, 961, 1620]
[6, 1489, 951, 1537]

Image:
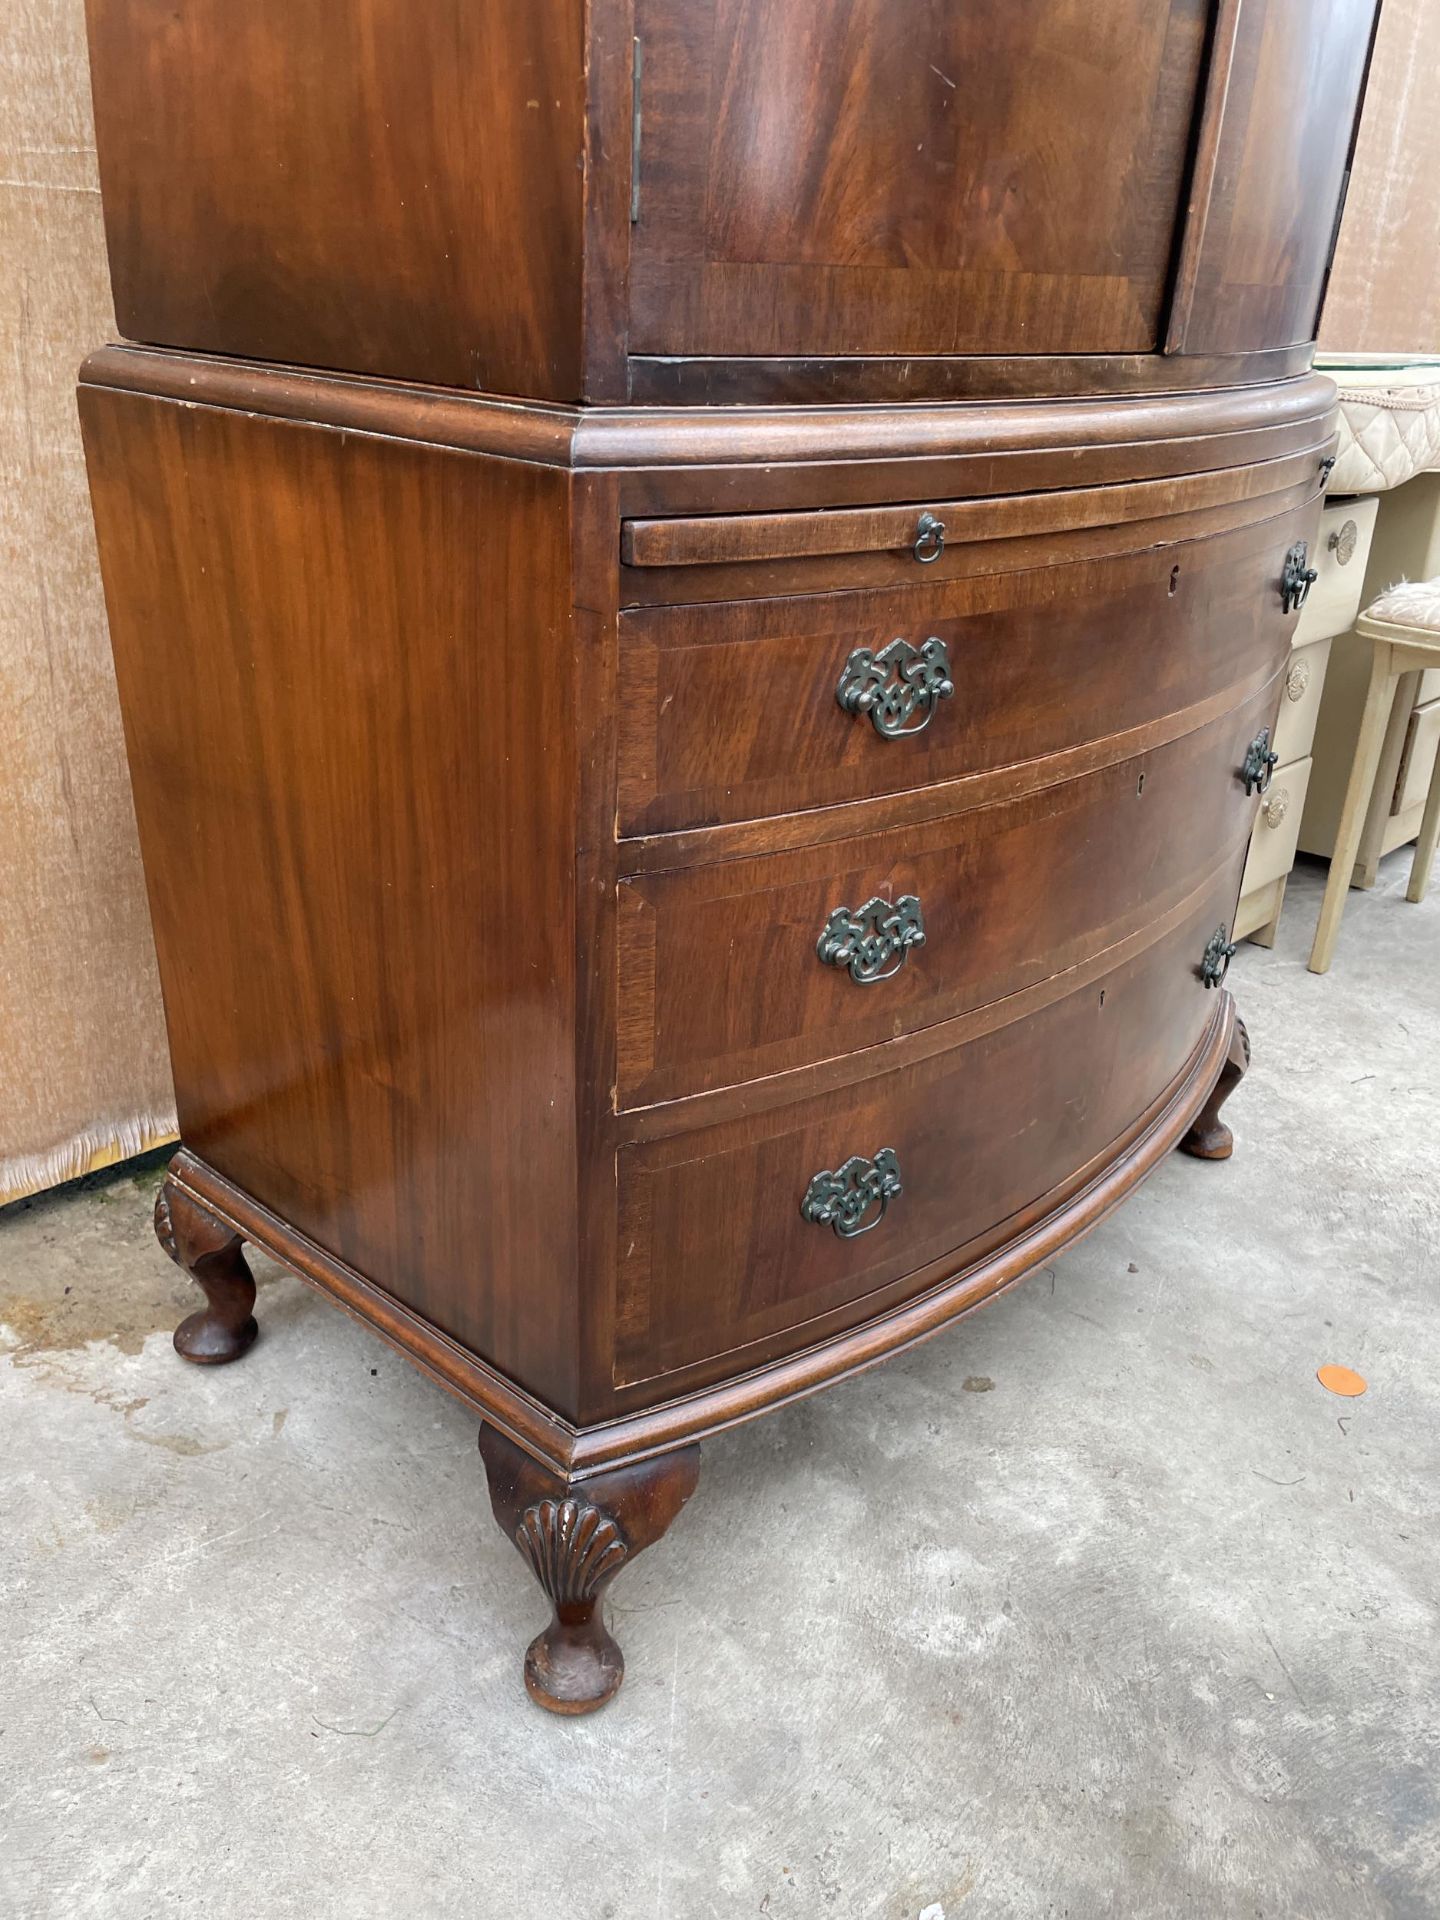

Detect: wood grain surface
[80, 389, 582, 1407]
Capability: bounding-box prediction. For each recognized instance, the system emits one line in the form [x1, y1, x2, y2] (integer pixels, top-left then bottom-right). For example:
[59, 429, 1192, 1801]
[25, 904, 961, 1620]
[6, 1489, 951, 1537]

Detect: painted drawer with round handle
[1293, 495, 1378, 645]
[1271, 635, 1333, 766]
[612, 888, 1237, 1395]
[1239, 756, 1313, 896]
[616, 683, 1276, 1108]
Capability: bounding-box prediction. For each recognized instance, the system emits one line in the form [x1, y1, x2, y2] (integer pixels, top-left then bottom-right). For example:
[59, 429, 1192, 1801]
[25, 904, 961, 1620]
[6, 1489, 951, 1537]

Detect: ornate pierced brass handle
[1241, 726, 1280, 797]
[802, 1149, 903, 1239]
[817, 895, 925, 984]
[1199, 926, 1237, 988]
[836, 637, 954, 739]
[1281, 541, 1318, 615]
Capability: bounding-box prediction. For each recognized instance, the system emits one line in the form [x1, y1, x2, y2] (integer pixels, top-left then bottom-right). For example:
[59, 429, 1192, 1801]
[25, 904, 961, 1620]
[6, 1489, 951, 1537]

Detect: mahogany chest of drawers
[79, 0, 1376, 1712]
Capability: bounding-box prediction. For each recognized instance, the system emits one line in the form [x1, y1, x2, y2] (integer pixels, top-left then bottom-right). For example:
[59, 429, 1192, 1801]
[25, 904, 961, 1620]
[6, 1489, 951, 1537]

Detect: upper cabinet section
[628, 0, 1210, 359]
[1169, 0, 1381, 355]
[82, 0, 1380, 405]
[83, 0, 589, 399]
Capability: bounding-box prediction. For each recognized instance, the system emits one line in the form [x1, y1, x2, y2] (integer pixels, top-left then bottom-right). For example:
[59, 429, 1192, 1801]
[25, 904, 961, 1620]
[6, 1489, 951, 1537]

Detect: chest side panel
[80, 388, 582, 1406]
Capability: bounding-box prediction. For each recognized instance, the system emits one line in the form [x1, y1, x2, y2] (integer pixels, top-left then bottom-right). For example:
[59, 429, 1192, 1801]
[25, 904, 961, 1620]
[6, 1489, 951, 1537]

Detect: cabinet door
[1171, 0, 1380, 354]
[629, 0, 1211, 359]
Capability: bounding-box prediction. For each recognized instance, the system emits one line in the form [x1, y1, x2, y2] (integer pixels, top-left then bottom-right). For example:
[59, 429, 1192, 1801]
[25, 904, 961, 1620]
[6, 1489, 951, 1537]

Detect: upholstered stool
[1309, 579, 1440, 974]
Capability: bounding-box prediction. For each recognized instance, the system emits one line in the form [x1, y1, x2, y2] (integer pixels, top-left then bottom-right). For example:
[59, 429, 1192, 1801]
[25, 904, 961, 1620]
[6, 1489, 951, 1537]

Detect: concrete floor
[2, 855, 1438, 1920]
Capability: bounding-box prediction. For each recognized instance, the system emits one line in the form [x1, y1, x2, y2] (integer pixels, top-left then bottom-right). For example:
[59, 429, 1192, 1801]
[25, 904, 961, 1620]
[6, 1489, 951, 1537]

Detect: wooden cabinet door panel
[1174, 0, 1380, 354]
[630, 0, 1210, 357]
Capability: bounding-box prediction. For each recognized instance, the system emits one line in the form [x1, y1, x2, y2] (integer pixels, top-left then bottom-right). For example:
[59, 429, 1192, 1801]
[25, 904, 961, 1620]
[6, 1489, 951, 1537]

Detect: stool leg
[1310, 643, 1396, 975]
[1407, 746, 1440, 905]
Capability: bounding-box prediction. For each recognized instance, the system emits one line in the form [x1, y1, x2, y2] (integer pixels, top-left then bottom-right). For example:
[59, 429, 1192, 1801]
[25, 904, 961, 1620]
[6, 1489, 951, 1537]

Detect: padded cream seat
[1310, 578, 1440, 973]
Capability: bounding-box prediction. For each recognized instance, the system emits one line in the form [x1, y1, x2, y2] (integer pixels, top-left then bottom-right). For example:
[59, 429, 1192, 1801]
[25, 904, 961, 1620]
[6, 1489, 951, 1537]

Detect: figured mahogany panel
[1171, 0, 1380, 354]
[83, 0, 587, 396]
[79, 388, 581, 1407]
[617, 500, 1315, 837]
[629, 0, 1209, 358]
[613, 886, 1236, 1390]
[617, 682, 1275, 1107]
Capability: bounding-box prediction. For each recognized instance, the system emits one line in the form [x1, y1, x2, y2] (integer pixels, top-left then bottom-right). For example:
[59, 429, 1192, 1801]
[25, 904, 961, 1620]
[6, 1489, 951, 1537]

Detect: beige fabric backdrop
[1320, 0, 1440, 357]
[0, 0, 174, 1204]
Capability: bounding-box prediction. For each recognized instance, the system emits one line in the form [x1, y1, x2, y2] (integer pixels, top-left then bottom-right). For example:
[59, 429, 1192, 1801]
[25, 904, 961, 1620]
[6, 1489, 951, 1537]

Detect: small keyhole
[1099, 989, 1107, 1008]
[1169, 565, 1181, 597]
[1137, 772, 1146, 796]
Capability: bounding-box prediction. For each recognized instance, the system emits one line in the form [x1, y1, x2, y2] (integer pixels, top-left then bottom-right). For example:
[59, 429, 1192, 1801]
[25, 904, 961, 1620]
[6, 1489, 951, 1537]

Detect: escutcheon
[802, 1149, 903, 1239]
[836, 637, 955, 739]
[817, 894, 926, 984]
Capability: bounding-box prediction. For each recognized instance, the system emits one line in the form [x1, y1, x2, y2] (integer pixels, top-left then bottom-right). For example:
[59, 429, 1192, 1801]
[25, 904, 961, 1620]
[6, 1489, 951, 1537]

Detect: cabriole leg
[478, 1425, 700, 1716]
[1179, 1008, 1251, 1162]
[155, 1172, 259, 1364]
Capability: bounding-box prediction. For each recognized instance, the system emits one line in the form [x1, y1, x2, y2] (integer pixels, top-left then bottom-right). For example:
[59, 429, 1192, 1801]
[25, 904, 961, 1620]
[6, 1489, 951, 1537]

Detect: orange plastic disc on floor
[1317, 1364, 1367, 1397]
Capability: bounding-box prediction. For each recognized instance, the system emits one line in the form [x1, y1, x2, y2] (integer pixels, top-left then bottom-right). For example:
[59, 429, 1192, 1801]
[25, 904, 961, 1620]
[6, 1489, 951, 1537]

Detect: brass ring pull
[913, 512, 946, 564]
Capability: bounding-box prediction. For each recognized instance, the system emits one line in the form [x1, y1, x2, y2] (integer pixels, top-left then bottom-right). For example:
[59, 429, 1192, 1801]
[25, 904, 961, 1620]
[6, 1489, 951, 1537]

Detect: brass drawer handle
[837, 637, 954, 739]
[913, 511, 946, 563]
[1262, 786, 1291, 831]
[802, 1149, 903, 1239]
[1281, 541, 1318, 615]
[817, 895, 925, 985]
[1241, 726, 1280, 797]
[1199, 926, 1237, 989]
[1328, 518, 1359, 566]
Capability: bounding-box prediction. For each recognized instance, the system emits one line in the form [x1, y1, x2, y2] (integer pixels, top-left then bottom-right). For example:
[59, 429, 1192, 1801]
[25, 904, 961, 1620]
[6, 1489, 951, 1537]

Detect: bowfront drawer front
[616, 682, 1276, 1108]
[1293, 496, 1378, 645]
[1239, 756, 1313, 896]
[612, 887, 1237, 1394]
[619, 445, 1329, 607]
[618, 502, 1314, 838]
[1271, 636, 1333, 765]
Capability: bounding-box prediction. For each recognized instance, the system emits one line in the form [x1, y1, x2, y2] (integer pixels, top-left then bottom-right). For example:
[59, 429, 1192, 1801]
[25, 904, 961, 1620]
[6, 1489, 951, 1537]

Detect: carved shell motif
[515, 1498, 628, 1605]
